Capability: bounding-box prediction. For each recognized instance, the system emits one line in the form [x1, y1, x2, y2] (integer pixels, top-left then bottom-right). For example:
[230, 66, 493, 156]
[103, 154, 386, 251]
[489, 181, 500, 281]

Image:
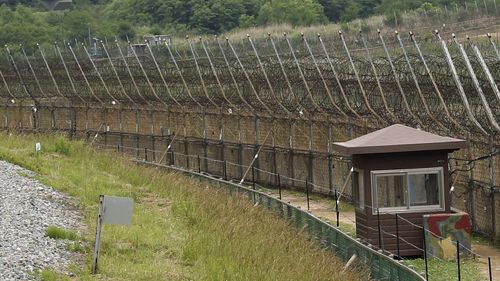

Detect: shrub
[53, 138, 71, 156]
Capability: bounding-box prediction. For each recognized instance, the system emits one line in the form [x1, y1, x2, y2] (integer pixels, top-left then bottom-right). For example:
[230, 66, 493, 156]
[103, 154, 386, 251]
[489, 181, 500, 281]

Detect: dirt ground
[258, 186, 500, 281]
[472, 244, 500, 280]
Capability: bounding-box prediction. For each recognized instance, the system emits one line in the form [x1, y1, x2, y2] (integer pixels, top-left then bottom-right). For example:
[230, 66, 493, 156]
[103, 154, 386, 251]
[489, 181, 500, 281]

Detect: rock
[0, 160, 82, 280]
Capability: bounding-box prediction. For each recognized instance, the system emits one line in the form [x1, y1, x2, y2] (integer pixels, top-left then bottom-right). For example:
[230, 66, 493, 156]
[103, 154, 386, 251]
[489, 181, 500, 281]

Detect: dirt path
[257, 187, 359, 236]
[279, 192, 356, 225]
[472, 244, 500, 280]
[259, 186, 500, 281]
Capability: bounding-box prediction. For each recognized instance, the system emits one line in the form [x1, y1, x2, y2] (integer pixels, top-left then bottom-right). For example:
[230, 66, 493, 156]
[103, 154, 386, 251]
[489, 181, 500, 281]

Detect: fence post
[152, 136, 156, 162]
[488, 256, 492, 281]
[334, 189, 339, 227]
[223, 160, 227, 180]
[104, 129, 108, 147]
[144, 148, 148, 161]
[306, 180, 310, 211]
[328, 154, 333, 194]
[457, 240, 461, 281]
[377, 208, 382, 249]
[489, 136, 496, 237]
[252, 166, 256, 189]
[50, 108, 55, 129]
[238, 143, 243, 179]
[423, 226, 429, 281]
[135, 135, 139, 158]
[184, 137, 190, 169]
[278, 174, 282, 200]
[396, 214, 401, 259]
[197, 155, 201, 173]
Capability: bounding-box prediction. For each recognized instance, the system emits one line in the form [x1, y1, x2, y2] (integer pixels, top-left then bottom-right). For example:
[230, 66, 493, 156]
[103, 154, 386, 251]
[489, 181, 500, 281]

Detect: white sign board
[92, 195, 134, 274]
[35, 142, 41, 152]
[102, 196, 134, 225]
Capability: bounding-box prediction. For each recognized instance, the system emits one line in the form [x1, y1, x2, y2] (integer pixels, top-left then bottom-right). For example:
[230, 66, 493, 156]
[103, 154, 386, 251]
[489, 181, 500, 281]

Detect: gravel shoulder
[0, 160, 82, 280]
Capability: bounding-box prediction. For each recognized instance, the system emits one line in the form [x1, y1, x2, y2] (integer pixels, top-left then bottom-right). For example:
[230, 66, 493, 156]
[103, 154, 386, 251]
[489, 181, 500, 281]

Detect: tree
[106, 0, 249, 34]
[416, 2, 443, 16]
[340, 0, 360, 22]
[59, 10, 97, 42]
[0, 0, 34, 7]
[239, 14, 256, 28]
[0, 5, 56, 46]
[257, 0, 326, 26]
[357, 0, 381, 18]
[377, 0, 425, 14]
[190, 0, 245, 33]
[117, 21, 135, 41]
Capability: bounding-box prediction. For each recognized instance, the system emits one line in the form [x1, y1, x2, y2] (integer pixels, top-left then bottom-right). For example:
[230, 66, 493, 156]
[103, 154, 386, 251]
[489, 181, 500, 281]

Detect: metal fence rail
[134, 159, 425, 281]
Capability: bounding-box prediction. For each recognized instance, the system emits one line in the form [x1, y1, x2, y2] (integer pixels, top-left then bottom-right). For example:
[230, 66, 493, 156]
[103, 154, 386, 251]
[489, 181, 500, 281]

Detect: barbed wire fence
[0, 13, 499, 280]
[88, 139, 494, 281]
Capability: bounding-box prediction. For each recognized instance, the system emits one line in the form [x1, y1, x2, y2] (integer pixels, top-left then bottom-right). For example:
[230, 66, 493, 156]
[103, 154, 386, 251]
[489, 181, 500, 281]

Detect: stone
[0, 161, 82, 280]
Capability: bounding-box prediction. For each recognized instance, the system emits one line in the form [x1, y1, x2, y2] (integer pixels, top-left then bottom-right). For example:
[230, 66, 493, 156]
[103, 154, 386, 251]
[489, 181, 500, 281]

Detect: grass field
[402, 258, 482, 281]
[0, 132, 367, 281]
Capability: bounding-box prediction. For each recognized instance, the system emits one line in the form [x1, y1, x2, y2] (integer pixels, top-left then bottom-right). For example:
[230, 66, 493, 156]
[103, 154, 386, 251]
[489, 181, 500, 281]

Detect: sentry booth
[333, 124, 467, 257]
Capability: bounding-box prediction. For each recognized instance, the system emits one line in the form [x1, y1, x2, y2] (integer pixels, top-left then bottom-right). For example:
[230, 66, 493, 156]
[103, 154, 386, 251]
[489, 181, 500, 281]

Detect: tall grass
[0, 132, 366, 281]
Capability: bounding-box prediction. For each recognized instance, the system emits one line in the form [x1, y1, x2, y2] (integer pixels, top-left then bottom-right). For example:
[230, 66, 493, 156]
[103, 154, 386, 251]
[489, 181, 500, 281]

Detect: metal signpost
[92, 195, 134, 274]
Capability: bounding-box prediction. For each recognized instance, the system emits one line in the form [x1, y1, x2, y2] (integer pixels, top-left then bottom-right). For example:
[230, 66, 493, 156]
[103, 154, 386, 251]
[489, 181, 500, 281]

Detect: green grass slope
[0, 132, 367, 281]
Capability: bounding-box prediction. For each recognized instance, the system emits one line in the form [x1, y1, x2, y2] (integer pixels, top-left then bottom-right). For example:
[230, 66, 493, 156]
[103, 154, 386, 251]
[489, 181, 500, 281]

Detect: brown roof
[332, 124, 466, 155]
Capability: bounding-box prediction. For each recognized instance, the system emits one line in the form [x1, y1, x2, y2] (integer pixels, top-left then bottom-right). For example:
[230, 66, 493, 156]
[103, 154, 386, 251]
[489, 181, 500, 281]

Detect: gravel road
[0, 160, 81, 280]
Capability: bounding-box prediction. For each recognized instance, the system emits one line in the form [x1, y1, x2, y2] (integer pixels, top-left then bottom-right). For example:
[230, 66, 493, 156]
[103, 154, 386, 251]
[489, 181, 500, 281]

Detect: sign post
[92, 195, 104, 274]
[92, 195, 134, 274]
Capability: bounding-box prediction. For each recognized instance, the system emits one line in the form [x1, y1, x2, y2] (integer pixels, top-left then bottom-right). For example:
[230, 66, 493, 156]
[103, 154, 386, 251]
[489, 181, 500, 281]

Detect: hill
[0, 0, 498, 46]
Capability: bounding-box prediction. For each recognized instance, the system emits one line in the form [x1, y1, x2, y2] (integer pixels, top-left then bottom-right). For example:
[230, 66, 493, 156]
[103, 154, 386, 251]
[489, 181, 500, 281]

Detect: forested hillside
[0, 0, 496, 45]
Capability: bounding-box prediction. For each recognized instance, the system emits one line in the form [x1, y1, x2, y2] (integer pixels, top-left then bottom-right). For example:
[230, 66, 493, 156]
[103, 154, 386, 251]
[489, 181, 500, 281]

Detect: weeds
[45, 226, 78, 241]
[36, 268, 70, 281]
[53, 137, 71, 156]
[66, 241, 86, 253]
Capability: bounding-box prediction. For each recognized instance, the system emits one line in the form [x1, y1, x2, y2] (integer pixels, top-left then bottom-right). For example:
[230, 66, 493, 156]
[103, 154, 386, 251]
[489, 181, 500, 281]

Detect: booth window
[372, 168, 443, 212]
[352, 169, 364, 209]
[375, 174, 407, 208]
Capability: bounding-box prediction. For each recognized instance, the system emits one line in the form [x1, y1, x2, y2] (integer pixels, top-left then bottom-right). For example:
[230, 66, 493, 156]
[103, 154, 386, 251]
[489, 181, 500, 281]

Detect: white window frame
[371, 167, 444, 214]
[353, 168, 364, 210]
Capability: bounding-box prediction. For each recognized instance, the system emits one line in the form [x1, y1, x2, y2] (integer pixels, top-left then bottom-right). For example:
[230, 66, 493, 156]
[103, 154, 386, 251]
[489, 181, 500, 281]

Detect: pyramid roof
[332, 124, 466, 155]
